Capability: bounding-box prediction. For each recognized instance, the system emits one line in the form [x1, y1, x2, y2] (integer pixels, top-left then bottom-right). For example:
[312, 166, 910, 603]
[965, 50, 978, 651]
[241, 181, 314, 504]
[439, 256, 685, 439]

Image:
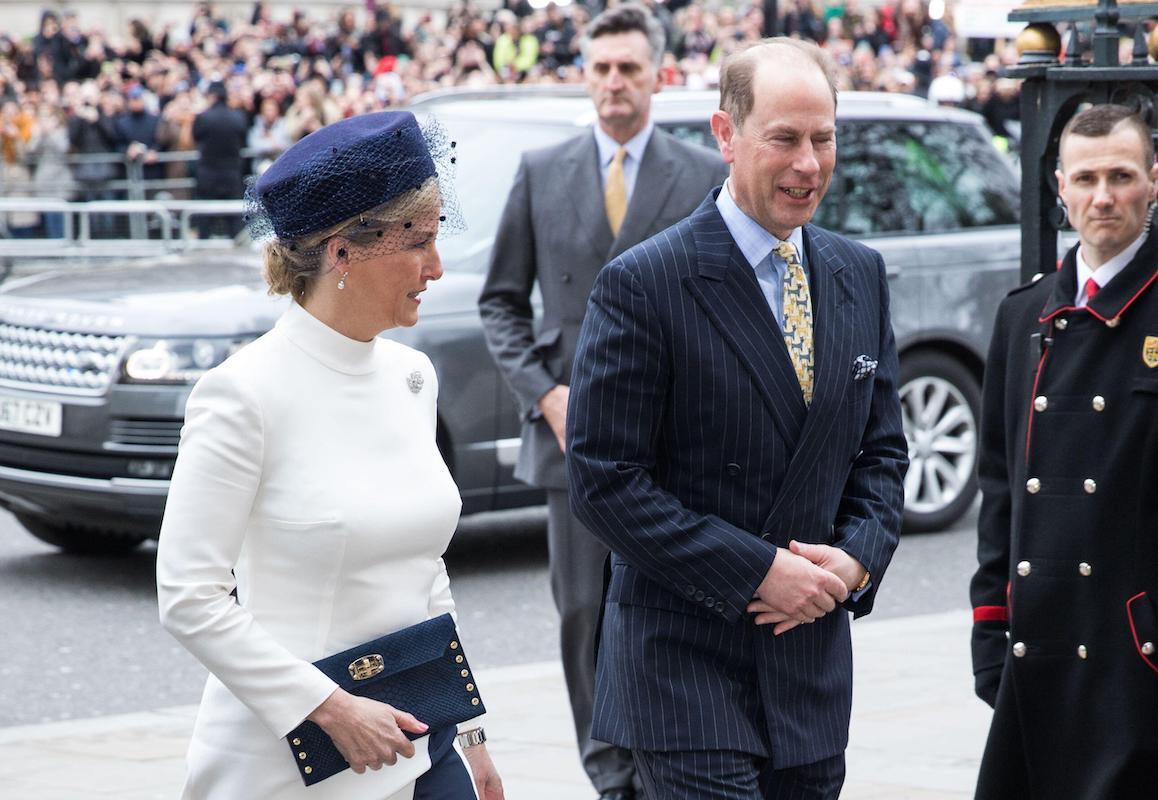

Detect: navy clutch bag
[286, 613, 485, 786]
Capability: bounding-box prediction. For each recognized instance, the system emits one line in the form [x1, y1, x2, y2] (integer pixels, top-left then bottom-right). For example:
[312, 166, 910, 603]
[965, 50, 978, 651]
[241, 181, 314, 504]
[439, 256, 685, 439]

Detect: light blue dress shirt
[715, 178, 809, 330]
[593, 121, 654, 211]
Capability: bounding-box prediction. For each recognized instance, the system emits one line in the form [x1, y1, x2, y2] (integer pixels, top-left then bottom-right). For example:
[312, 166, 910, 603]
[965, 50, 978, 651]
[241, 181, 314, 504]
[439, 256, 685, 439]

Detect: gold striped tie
[605, 147, 627, 237]
[776, 241, 814, 405]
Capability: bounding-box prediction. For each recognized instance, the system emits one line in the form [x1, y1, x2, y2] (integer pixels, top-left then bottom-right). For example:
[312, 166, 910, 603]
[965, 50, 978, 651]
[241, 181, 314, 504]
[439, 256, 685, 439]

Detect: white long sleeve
[157, 366, 337, 737]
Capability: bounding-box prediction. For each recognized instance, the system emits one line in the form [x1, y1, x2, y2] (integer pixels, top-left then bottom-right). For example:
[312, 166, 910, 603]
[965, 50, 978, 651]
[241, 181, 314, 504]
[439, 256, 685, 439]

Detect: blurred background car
[0, 89, 1020, 553]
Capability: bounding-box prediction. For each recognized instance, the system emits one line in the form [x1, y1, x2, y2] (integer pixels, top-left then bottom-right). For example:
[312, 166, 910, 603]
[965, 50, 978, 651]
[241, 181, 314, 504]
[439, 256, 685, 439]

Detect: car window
[659, 122, 717, 151]
[432, 119, 578, 273]
[815, 120, 1020, 236]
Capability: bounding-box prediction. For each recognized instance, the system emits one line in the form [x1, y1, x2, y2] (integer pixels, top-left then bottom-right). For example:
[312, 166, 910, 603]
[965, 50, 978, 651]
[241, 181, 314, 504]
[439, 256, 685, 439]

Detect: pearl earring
[337, 271, 349, 290]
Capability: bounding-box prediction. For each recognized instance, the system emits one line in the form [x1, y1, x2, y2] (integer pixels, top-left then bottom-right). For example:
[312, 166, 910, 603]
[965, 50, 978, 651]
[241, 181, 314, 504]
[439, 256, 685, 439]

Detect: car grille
[0, 323, 125, 395]
[107, 418, 183, 448]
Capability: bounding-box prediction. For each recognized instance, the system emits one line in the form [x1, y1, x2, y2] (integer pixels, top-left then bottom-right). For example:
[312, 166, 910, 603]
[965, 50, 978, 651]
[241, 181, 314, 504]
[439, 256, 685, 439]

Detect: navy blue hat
[250, 111, 438, 241]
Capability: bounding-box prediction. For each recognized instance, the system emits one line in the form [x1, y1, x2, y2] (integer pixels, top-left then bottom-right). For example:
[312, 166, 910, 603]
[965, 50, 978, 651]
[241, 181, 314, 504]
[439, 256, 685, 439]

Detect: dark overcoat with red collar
[970, 230, 1158, 799]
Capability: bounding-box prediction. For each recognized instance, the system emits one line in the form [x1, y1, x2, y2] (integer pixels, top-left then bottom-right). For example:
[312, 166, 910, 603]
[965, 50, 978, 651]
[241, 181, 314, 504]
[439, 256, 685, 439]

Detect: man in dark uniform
[970, 103, 1158, 799]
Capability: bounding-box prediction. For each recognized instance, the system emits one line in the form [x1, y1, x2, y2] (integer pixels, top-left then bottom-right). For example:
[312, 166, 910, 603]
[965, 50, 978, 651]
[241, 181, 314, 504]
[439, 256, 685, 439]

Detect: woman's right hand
[306, 689, 428, 773]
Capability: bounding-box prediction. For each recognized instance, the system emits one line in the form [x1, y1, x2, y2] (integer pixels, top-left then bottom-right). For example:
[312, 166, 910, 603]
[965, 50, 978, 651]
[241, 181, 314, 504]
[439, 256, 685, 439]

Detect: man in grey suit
[478, 5, 727, 798]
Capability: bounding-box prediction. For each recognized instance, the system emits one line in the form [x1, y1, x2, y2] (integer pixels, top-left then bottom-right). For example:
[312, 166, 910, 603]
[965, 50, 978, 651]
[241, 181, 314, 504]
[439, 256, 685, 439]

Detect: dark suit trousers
[633, 749, 845, 800]
[547, 489, 636, 792]
[413, 728, 474, 799]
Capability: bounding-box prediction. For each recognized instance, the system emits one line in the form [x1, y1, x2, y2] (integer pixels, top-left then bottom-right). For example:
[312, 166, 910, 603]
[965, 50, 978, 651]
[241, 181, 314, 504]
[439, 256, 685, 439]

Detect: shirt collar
[1076, 231, 1146, 295]
[593, 121, 654, 168]
[715, 178, 805, 269]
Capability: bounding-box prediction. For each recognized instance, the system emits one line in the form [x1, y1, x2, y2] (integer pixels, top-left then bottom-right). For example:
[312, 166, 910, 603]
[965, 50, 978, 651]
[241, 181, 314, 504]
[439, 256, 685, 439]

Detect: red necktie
[1084, 277, 1099, 302]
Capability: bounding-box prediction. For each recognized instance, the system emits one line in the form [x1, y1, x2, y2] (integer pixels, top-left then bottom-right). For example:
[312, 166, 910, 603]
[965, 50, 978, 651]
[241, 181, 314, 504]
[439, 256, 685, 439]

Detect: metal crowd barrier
[0, 198, 247, 260]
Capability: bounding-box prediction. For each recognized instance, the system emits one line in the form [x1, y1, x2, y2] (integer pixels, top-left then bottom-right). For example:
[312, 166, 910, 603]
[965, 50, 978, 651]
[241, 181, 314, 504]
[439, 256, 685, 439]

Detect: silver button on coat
[1013, 642, 1027, 657]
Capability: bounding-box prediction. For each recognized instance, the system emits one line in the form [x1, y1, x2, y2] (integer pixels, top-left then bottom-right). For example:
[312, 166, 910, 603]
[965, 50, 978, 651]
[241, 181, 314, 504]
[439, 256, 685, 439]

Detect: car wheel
[898, 352, 981, 533]
[15, 514, 147, 555]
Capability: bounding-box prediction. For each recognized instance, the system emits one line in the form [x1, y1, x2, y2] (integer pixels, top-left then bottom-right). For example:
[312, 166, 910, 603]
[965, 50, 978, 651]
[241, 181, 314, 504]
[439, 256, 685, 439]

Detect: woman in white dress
[157, 110, 503, 800]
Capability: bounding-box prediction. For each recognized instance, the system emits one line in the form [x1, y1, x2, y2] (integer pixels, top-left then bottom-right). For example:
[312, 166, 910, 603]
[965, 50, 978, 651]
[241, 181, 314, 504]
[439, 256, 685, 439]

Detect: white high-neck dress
[157, 301, 463, 799]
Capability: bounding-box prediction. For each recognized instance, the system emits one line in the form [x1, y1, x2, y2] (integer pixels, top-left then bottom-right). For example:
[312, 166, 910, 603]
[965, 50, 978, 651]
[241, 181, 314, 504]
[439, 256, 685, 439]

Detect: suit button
[1143, 642, 1155, 656]
[1026, 478, 1041, 494]
[1092, 396, 1106, 412]
[704, 596, 715, 607]
[1078, 562, 1092, 577]
[1083, 478, 1097, 494]
[1054, 317, 1068, 330]
[1033, 396, 1048, 412]
[760, 532, 772, 541]
[685, 585, 696, 597]
[1017, 560, 1031, 577]
[715, 601, 725, 613]
[561, 272, 572, 284]
[726, 462, 741, 476]
[1013, 642, 1027, 657]
[694, 590, 705, 602]
[1077, 644, 1088, 659]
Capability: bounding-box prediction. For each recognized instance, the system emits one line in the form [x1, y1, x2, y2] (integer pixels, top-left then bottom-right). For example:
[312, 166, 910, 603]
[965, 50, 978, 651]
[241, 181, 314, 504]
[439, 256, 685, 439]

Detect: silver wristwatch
[456, 727, 486, 748]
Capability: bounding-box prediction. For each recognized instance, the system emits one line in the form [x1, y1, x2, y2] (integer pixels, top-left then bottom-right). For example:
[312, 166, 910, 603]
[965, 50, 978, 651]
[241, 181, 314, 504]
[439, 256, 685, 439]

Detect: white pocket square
[852, 355, 878, 381]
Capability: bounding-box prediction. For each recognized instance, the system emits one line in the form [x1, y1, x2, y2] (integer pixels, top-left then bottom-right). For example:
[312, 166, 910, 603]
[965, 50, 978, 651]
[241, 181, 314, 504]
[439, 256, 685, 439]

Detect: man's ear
[710, 109, 736, 164]
[1054, 168, 1066, 200]
[1148, 161, 1158, 203]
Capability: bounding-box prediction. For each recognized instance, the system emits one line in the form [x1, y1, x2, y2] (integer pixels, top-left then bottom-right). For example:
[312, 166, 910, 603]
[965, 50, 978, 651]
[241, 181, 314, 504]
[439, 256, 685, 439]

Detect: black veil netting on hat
[242, 115, 465, 262]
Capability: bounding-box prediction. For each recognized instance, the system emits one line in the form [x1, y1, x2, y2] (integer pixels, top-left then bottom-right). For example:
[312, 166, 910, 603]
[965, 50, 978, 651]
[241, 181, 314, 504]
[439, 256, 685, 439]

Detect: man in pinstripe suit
[567, 39, 908, 799]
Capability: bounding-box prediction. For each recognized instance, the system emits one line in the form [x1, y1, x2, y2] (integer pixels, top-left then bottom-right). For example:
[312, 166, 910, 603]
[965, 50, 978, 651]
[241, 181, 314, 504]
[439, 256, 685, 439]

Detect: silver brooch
[406, 370, 424, 394]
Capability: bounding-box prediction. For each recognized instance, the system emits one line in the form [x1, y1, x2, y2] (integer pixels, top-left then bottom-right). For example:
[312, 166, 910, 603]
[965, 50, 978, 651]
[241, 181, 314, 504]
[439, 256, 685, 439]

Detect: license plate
[0, 395, 63, 437]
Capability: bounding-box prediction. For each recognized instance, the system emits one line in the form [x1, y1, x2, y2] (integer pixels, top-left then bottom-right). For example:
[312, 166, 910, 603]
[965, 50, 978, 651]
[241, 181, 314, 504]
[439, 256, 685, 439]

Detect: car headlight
[120, 337, 255, 384]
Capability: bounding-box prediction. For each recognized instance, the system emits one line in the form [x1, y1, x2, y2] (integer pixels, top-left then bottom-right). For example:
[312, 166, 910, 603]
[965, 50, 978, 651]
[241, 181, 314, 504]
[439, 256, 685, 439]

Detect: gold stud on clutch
[299, 752, 307, 760]
[304, 767, 313, 775]
[461, 669, 469, 678]
[450, 641, 459, 650]
[466, 683, 474, 691]
[292, 738, 301, 746]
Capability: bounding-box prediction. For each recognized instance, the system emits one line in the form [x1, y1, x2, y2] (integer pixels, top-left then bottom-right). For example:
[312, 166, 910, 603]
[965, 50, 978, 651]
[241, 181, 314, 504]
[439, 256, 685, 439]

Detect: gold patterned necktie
[776, 241, 814, 405]
[605, 147, 627, 237]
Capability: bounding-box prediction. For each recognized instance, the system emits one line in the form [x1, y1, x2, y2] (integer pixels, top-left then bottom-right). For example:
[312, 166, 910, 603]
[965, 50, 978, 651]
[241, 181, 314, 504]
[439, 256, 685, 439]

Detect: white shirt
[593, 121, 654, 209]
[715, 178, 808, 329]
[1075, 232, 1145, 307]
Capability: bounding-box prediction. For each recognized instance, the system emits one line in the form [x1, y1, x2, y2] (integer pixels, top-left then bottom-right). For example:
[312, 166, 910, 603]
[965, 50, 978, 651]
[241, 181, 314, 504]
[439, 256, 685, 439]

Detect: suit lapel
[683, 199, 807, 445]
[610, 130, 678, 259]
[763, 226, 855, 531]
[564, 132, 615, 260]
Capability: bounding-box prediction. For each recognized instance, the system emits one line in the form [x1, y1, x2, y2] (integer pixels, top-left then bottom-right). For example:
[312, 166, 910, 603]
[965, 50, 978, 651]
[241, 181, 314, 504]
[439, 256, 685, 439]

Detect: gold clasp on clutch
[348, 654, 384, 680]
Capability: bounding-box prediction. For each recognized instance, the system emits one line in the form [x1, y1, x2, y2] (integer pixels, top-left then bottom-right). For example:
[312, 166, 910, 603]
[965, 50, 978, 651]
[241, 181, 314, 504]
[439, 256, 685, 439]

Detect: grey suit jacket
[479, 126, 728, 489]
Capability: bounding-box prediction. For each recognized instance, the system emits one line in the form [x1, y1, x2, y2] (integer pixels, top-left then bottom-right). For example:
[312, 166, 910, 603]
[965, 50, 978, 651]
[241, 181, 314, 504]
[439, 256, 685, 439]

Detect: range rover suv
[0, 90, 1021, 553]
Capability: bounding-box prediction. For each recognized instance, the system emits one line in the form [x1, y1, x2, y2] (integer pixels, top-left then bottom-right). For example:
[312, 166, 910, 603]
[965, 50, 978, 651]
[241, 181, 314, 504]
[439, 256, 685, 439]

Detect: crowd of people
[0, 0, 1022, 236]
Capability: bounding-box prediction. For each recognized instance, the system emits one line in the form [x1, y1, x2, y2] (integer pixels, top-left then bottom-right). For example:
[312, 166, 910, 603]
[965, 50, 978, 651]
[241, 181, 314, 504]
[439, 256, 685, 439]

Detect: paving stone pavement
[0, 610, 989, 799]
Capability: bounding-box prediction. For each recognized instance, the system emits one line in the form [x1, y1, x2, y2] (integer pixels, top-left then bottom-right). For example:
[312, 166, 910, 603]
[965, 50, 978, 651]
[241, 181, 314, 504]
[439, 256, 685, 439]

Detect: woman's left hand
[462, 742, 504, 800]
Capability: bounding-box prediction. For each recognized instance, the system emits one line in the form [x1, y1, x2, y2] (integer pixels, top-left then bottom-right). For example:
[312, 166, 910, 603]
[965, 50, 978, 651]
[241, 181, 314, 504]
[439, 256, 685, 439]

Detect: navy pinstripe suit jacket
[566, 190, 908, 769]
